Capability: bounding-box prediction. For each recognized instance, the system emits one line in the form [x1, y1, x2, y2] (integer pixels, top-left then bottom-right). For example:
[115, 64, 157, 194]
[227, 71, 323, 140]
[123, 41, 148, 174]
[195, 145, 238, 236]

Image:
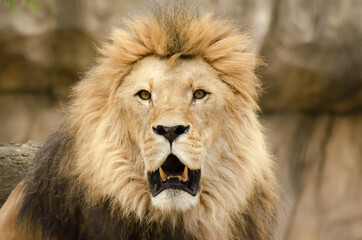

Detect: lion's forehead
[124, 56, 220, 92]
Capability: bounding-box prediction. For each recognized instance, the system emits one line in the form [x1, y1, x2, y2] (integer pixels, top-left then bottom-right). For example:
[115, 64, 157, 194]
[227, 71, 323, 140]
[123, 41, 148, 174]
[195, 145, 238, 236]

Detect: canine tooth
[182, 166, 188, 179]
[159, 168, 167, 181]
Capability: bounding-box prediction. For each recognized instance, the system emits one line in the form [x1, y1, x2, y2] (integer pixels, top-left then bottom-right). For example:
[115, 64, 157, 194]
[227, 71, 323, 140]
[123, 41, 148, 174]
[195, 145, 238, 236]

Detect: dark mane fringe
[17, 124, 81, 239]
[239, 183, 279, 240]
[150, 0, 200, 56]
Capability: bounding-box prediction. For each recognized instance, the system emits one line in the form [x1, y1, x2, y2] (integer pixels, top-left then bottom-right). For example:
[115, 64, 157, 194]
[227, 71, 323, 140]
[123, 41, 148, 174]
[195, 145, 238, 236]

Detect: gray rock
[263, 113, 362, 240]
[260, 0, 362, 112]
[0, 141, 41, 205]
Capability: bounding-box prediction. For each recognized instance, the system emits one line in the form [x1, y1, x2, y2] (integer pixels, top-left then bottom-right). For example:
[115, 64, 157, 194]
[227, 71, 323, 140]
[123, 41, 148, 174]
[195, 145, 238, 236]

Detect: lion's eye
[193, 89, 207, 100]
[136, 90, 151, 100]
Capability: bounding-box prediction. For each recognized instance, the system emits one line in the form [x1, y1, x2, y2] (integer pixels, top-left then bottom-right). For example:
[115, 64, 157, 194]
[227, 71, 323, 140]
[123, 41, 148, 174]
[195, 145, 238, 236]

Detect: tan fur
[0, 183, 41, 240]
[0, 4, 278, 239]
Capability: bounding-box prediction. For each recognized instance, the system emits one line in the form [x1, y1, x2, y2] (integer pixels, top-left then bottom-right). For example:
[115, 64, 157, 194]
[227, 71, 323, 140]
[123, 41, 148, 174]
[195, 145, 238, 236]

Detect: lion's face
[118, 56, 229, 211]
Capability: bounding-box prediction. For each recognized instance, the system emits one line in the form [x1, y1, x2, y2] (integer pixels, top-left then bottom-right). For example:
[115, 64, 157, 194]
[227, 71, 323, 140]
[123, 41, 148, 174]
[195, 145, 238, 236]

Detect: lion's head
[67, 4, 278, 239]
[121, 56, 230, 211]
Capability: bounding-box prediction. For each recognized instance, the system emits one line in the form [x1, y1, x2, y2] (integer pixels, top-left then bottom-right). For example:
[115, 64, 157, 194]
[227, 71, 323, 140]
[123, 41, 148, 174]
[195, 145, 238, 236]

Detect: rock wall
[0, 1, 361, 239]
[260, 0, 362, 113]
[264, 114, 362, 240]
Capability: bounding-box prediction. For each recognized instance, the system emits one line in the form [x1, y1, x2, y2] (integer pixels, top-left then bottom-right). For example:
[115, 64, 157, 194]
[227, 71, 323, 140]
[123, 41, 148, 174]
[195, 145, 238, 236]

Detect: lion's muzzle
[152, 125, 190, 145]
[147, 154, 201, 197]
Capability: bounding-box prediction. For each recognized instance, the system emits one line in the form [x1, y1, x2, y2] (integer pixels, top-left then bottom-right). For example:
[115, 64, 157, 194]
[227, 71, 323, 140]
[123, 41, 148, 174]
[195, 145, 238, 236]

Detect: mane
[18, 2, 278, 240]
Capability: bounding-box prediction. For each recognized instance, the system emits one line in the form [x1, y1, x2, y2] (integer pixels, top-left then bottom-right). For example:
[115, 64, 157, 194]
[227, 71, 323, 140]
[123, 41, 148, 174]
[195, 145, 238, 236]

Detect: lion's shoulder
[0, 182, 41, 240]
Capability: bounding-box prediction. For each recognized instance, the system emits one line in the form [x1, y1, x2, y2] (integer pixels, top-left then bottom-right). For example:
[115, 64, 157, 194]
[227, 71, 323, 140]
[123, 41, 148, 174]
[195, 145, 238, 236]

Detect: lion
[0, 3, 279, 240]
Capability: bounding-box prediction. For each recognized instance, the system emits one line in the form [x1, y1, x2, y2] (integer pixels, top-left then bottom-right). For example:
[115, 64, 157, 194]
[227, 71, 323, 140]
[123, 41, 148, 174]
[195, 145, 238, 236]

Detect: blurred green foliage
[2, 0, 38, 11]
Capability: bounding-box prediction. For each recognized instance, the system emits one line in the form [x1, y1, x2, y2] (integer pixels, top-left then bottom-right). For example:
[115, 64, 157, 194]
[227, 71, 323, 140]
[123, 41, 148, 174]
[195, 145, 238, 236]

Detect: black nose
[153, 125, 190, 144]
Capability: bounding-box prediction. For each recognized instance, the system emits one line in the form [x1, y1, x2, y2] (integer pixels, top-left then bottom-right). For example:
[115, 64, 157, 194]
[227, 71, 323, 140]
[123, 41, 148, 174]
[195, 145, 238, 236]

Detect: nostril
[175, 125, 189, 135]
[153, 125, 166, 135]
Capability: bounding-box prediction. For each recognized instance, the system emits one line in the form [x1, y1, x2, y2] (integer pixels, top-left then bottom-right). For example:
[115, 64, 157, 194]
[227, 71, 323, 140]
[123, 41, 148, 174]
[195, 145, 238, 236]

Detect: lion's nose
[153, 125, 190, 144]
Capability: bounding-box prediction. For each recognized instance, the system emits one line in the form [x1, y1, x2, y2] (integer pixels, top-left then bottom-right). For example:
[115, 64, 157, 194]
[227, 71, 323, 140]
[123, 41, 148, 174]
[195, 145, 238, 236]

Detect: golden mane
[67, 5, 277, 239]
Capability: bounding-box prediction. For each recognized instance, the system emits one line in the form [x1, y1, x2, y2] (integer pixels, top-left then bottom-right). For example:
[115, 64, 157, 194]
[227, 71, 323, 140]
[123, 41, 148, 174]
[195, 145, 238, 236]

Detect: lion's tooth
[159, 167, 167, 182]
[182, 166, 188, 180]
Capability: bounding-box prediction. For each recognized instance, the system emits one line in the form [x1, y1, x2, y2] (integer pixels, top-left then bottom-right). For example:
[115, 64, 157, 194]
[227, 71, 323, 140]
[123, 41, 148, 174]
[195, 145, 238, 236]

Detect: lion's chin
[151, 189, 199, 212]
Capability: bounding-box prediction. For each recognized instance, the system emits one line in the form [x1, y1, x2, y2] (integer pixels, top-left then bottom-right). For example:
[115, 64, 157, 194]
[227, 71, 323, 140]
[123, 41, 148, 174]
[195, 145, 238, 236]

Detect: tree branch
[0, 141, 40, 205]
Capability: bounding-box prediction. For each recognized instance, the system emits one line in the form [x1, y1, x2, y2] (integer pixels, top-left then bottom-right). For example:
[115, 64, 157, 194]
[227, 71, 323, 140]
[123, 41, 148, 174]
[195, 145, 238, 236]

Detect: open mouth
[147, 154, 201, 197]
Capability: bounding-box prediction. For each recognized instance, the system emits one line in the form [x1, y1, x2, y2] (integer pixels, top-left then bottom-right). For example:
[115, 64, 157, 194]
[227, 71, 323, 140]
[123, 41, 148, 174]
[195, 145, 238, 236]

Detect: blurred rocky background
[0, 0, 361, 239]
